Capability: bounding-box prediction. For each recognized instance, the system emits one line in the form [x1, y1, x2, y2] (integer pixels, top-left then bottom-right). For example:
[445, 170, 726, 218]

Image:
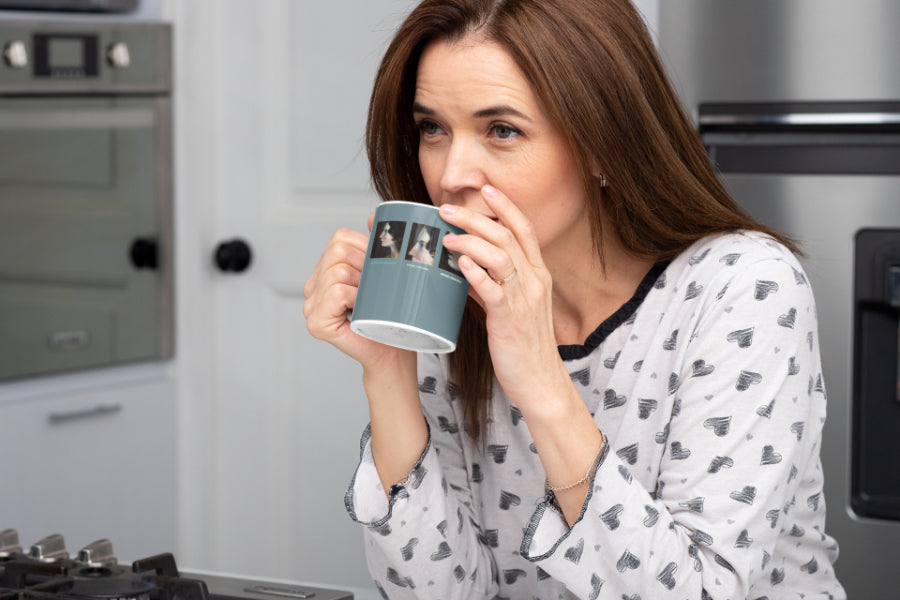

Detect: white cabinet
[0, 372, 176, 562]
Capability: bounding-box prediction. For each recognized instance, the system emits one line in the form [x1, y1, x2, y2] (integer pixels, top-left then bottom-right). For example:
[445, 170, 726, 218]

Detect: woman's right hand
[304, 223, 425, 491]
[302, 225, 413, 372]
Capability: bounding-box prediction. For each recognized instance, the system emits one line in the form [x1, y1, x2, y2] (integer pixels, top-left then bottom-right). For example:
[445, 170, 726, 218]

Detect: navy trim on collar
[557, 261, 669, 361]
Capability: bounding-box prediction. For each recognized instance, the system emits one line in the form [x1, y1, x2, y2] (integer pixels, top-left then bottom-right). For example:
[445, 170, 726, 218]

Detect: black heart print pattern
[616, 443, 639, 465]
[601, 504, 624, 530]
[503, 568, 527, 584]
[604, 389, 627, 409]
[430, 542, 452, 561]
[589, 574, 604, 597]
[679, 497, 705, 512]
[777, 308, 797, 328]
[703, 416, 732, 437]
[570, 367, 590, 386]
[689, 248, 711, 265]
[486, 444, 508, 464]
[757, 399, 775, 418]
[564, 538, 584, 564]
[418, 376, 437, 394]
[671, 441, 691, 460]
[603, 351, 620, 369]
[691, 359, 715, 377]
[437, 416, 459, 434]
[477, 528, 499, 548]
[690, 530, 714, 546]
[755, 279, 779, 300]
[735, 530, 753, 548]
[685, 281, 704, 300]
[616, 549, 641, 572]
[401, 538, 419, 561]
[642, 505, 660, 527]
[726, 327, 755, 348]
[708, 455, 734, 473]
[663, 329, 679, 351]
[761, 445, 783, 465]
[729, 486, 757, 504]
[637, 398, 658, 419]
[386, 567, 415, 589]
[498, 490, 521, 510]
[657, 563, 678, 590]
[736, 370, 763, 391]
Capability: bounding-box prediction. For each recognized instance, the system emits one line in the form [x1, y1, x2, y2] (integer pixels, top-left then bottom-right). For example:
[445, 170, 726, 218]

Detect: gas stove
[0, 531, 352, 600]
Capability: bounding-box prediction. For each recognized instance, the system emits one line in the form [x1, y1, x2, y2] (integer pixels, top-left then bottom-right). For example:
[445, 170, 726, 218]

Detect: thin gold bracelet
[545, 430, 607, 493]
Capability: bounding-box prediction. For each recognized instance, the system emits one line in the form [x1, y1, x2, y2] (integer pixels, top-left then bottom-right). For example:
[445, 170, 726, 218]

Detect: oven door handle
[47, 403, 123, 425]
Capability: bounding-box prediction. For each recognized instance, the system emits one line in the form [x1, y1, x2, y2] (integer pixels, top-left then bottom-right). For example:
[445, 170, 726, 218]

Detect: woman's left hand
[439, 185, 571, 411]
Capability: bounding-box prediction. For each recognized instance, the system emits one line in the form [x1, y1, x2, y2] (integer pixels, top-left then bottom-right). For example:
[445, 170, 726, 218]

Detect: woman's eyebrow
[412, 102, 533, 122]
[472, 105, 533, 122]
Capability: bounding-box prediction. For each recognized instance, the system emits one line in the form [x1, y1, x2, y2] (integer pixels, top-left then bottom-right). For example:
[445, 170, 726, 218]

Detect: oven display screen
[48, 38, 83, 68]
[34, 33, 99, 78]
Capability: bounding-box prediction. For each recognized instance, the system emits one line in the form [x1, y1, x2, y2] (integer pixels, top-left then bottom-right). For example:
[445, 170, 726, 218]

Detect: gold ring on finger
[495, 268, 517, 286]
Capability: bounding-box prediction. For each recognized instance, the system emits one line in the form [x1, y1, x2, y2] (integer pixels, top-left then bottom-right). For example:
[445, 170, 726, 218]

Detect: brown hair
[366, 0, 797, 439]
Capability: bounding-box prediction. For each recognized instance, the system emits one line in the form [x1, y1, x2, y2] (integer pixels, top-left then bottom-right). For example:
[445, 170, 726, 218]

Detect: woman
[303, 0, 846, 598]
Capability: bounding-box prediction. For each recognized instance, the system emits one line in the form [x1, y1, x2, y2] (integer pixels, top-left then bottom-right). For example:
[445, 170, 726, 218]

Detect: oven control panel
[0, 20, 169, 93]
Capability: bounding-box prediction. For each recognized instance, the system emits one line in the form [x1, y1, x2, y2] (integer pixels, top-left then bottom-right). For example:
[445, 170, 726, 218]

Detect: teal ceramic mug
[350, 201, 469, 353]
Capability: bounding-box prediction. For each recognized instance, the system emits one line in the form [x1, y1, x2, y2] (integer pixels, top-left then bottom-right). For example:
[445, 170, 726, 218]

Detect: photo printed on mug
[371, 220, 406, 259]
[406, 223, 439, 266]
[438, 244, 463, 277]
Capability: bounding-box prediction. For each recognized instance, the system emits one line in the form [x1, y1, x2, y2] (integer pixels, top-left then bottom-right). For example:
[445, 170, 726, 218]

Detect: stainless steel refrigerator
[659, 2, 900, 597]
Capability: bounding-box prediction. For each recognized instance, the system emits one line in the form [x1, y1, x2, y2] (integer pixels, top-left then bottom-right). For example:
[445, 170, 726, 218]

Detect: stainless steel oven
[0, 19, 172, 381]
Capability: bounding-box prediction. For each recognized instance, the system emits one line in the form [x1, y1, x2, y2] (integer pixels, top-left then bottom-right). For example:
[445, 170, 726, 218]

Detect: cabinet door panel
[0, 377, 175, 562]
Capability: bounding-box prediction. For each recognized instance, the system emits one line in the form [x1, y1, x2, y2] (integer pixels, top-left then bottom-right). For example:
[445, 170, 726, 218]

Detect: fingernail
[440, 204, 458, 214]
[482, 185, 499, 199]
[443, 233, 456, 242]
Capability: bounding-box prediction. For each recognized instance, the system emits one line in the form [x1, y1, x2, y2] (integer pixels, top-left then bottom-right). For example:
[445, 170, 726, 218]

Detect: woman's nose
[440, 139, 487, 195]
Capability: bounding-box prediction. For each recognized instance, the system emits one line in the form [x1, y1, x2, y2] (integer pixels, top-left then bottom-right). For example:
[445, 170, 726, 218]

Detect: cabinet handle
[47, 404, 122, 425]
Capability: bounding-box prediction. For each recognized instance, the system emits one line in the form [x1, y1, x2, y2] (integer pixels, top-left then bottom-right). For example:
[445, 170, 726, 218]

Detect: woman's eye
[490, 123, 520, 140]
[417, 120, 443, 136]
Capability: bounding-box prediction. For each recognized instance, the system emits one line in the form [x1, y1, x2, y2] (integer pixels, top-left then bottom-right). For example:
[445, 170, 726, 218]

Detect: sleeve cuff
[521, 442, 609, 561]
[344, 422, 433, 527]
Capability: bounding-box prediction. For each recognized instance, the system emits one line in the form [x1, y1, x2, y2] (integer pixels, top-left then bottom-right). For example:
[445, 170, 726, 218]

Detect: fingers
[303, 228, 368, 338]
[439, 185, 544, 282]
[480, 185, 543, 267]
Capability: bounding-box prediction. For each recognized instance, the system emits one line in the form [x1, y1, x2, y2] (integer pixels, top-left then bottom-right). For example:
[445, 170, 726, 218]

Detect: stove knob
[0, 528, 22, 557]
[107, 42, 131, 68]
[3, 40, 28, 69]
[30, 534, 69, 562]
[78, 539, 117, 567]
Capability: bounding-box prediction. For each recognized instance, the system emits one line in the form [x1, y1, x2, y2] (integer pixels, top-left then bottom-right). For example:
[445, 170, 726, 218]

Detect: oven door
[0, 95, 173, 380]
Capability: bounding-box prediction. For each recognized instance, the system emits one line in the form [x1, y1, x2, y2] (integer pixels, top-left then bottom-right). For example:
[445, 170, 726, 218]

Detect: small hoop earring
[598, 174, 609, 188]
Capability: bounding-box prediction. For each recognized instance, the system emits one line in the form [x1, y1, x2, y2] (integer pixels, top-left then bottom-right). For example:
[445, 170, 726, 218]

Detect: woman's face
[413, 36, 591, 260]
[379, 223, 394, 247]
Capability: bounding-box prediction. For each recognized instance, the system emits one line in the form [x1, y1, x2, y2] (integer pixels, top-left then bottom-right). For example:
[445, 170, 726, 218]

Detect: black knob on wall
[130, 237, 159, 270]
[215, 239, 252, 273]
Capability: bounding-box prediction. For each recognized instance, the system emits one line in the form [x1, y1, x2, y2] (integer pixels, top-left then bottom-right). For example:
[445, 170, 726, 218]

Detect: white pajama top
[345, 231, 846, 600]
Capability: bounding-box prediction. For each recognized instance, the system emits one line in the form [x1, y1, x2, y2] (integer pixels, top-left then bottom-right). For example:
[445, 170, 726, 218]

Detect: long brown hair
[366, 0, 797, 439]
